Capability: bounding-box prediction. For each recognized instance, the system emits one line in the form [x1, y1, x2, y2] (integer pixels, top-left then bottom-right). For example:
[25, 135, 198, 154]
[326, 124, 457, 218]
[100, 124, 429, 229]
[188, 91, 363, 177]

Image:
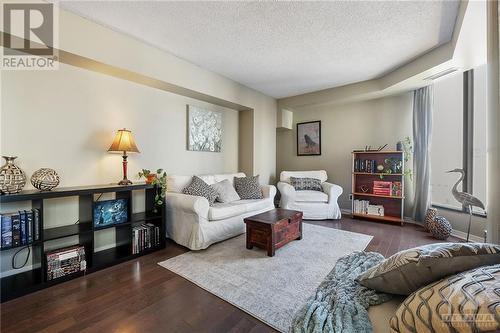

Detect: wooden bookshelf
[351, 150, 405, 225]
[0, 183, 166, 302]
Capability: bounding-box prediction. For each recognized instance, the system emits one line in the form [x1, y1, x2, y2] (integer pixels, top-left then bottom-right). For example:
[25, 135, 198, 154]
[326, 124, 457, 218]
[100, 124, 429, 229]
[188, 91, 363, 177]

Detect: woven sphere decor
[0, 156, 26, 194]
[31, 168, 60, 191]
[424, 208, 438, 231]
[429, 216, 452, 240]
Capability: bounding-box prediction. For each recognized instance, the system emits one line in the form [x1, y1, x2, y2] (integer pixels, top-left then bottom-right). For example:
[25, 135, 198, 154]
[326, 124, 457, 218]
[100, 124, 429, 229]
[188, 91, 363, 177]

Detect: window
[472, 65, 487, 213]
[430, 65, 487, 215]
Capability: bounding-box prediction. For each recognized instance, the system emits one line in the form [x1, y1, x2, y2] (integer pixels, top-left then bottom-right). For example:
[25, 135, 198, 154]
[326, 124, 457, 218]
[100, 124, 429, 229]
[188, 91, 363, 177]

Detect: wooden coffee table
[244, 208, 303, 257]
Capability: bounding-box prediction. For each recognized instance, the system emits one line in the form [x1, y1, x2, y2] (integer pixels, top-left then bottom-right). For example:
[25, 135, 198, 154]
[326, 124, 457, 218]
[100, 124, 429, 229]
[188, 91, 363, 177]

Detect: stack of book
[353, 199, 370, 214]
[367, 205, 385, 216]
[353, 200, 385, 216]
[353, 159, 377, 173]
[132, 223, 160, 254]
[391, 182, 402, 196]
[373, 181, 392, 196]
[1, 209, 41, 249]
[46, 245, 86, 280]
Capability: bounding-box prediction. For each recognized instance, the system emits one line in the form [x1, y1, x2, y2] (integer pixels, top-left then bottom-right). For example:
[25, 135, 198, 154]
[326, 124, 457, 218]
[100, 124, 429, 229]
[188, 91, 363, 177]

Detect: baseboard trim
[341, 209, 484, 243]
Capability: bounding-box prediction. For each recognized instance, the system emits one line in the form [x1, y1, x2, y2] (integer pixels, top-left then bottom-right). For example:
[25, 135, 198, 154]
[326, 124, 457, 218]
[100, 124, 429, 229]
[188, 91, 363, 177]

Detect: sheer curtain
[412, 86, 434, 222]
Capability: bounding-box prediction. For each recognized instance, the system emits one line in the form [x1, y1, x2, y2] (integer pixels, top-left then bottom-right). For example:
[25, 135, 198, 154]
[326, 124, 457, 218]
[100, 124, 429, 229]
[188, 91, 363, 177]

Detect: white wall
[277, 93, 414, 212]
[1, 63, 240, 186]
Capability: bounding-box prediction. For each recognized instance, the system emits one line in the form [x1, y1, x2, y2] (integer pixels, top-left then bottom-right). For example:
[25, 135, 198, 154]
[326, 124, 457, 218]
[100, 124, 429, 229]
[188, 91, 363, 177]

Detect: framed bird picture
[297, 121, 321, 156]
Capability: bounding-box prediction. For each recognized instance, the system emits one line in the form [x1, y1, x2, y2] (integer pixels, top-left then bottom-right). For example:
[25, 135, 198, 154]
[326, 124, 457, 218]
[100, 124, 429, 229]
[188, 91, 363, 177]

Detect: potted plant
[138, 169, 157, 184]
[379, 137, 413, 180]
[138, 168, 167, 213]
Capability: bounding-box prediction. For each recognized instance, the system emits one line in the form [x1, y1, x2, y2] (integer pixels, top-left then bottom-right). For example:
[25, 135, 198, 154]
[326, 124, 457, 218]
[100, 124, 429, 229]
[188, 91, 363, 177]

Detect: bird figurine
[447, 168, 485, 242]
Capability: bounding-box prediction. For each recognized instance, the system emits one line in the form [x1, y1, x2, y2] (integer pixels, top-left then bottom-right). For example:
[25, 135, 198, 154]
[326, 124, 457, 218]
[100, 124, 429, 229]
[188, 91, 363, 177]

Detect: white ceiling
[59, 1, 460, 99]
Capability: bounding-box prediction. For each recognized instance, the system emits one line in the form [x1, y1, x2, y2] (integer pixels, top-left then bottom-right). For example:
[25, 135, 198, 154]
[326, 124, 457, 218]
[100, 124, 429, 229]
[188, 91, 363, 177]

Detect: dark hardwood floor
[1, 217, 459, 333]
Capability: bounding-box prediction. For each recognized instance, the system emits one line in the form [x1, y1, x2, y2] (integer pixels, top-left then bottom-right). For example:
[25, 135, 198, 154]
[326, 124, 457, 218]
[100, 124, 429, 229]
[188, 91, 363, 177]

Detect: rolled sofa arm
[277, 181, 296, 206]
[261, 184, 277, 201]
[322, 182, 343, 203]
[166, 192, 209, 219]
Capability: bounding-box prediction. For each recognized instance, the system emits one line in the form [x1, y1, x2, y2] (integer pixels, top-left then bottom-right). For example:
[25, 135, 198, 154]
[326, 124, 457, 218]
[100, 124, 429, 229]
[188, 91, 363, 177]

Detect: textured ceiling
[59, 1, 460, 98]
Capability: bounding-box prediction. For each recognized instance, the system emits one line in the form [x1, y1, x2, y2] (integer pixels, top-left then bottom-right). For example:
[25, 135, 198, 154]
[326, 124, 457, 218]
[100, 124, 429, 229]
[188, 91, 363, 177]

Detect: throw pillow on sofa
[211, 179, 240, 203]
[182, 175, 218, 206]
[357, 242, 500, 295]
[290, 177, 323, 191]
[234, 175, 263, 199]
[389, 264, 500, 333]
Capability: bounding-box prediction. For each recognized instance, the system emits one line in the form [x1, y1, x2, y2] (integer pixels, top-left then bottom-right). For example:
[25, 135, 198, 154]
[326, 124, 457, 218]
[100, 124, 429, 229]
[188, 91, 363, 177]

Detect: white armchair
[278, 170, 343, 220]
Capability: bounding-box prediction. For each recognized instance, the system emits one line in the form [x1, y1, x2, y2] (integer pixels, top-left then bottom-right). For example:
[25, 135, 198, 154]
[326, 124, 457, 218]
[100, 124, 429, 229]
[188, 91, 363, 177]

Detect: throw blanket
[291, 251, 392, 333]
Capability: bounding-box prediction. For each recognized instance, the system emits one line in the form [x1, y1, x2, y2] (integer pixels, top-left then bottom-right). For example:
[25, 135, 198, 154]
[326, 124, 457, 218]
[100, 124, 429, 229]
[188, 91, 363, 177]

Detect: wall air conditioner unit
[424, 67, 459, 81]
[277, 109, 293, 130]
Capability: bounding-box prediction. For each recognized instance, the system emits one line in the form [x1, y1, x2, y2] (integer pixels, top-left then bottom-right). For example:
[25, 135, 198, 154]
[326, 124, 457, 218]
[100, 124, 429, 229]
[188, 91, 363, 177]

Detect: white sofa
[277, 170, 343, 220]
[165, 172, 276, 250]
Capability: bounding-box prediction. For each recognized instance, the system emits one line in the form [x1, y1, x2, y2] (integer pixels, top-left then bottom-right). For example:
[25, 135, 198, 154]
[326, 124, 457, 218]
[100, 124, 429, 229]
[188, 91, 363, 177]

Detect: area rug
[158, 223, 373, 332]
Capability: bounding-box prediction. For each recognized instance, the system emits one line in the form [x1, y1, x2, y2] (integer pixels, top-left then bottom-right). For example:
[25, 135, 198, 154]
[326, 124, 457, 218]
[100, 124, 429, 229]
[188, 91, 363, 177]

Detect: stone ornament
[429, 216, 452, 240]
[424, 208, 438, 231]
[31, 168, 60, 191]
[0, 156, 26, 194]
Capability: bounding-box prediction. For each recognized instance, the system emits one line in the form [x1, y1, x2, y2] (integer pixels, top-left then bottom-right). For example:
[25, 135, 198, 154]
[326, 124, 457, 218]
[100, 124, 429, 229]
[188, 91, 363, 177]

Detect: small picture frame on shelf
[297, 121, 321, 156]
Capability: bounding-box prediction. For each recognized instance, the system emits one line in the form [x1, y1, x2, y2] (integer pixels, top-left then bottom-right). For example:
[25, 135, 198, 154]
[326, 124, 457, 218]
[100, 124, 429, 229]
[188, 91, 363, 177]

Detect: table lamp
[108, 128, 140, 185]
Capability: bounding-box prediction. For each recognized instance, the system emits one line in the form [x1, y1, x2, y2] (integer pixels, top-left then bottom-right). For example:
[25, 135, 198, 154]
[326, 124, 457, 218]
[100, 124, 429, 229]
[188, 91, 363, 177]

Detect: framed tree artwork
[297, 121, 321, 156]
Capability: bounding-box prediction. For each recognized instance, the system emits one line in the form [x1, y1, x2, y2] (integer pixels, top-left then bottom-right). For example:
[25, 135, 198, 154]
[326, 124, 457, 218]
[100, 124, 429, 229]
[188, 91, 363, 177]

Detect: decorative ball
[429, 216, 452, 240]
[31, 168, 60, 191]
[424, 208, 438, 231]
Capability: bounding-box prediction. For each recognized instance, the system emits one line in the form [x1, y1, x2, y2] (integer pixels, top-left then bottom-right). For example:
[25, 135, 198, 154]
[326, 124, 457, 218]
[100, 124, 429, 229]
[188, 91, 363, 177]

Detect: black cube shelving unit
[0, 183, 166, 302]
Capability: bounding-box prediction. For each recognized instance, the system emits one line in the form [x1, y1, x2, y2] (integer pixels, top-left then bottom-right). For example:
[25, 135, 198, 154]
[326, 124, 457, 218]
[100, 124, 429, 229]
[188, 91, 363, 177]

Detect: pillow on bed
[290, 177, 323, 191]
[357, 242, 500, 295]
[389, 264, 500, 333]
[182, 176, 218, 206]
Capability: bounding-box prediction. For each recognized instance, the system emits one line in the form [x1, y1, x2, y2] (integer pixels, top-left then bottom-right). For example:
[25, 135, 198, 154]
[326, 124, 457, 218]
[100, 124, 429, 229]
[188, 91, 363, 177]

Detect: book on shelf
[1, 214, 12, 249]
[132, 223, 160, 254]
[19, 211, 27, 245]
[353, 159, 377, 173]
[373, 180, 400, 196]
[352, 199, 385, 216]
[25, 210, 33, 244]
[46, 245, 86, 280]
[33, 208, 40, 241]
[0, 209, 42, 249]
[392, 182, 402, 196]
[11, 214, 21, 247]
[367, 205, 384, 216]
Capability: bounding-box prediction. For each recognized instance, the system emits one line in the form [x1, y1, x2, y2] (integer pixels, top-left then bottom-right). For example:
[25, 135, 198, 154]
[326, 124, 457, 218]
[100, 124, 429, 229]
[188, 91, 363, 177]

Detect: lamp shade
[108, 128, 140, 153]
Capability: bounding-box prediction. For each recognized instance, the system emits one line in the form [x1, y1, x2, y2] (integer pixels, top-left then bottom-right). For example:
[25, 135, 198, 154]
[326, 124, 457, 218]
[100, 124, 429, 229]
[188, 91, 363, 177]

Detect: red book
[373, 181, 392, 189]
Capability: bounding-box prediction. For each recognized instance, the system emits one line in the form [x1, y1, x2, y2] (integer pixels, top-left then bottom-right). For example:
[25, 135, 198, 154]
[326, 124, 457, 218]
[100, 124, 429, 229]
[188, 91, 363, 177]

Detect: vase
[0, 156, 27, 194]
[396, 141, 403, 151]
[424, 208, 438, 231]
